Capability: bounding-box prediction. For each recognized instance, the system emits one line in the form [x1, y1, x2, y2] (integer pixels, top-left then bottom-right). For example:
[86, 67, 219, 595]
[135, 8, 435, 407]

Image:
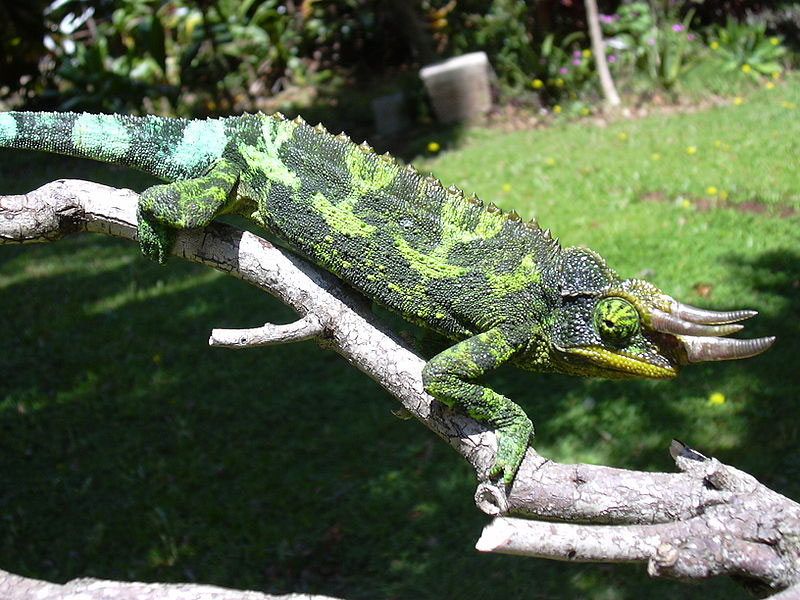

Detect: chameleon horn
[670, 302, 757, 325]
[651, 309, 744, 337]
[681, 335, 776, 362]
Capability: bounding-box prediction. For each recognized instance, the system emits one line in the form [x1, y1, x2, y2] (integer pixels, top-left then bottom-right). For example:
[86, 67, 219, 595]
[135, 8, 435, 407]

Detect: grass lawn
[0, 76, 798, 599]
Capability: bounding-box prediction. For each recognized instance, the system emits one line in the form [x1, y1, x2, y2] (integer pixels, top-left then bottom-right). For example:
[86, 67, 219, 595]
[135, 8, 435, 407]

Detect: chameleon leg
[137, 158, 242, 263]
[422, 326, 533, 484]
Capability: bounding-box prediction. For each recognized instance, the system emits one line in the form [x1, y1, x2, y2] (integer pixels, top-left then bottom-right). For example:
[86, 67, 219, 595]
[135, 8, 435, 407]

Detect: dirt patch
[640, 191, 798, 218]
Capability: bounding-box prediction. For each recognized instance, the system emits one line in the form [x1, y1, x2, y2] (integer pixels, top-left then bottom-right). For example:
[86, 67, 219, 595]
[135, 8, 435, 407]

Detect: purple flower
[572, 59, 581, 66]
[647, 38, 655, 46]
[573, 50, 582, 58]
[687, 33, 696, 41]
[607, 54, 617, 63]
[672, 24, 684, 32]
[559, 67, 569, 75]
[599, 14, 613, 23]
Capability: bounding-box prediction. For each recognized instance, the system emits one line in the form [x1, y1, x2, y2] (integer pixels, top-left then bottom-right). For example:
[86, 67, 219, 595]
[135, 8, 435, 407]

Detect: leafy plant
[601, 2, 700, 91]
[707, 18, 787, 76]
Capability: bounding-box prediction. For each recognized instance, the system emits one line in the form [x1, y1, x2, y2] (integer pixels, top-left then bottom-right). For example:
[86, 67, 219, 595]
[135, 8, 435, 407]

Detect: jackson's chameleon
[0, 111, 775, 483]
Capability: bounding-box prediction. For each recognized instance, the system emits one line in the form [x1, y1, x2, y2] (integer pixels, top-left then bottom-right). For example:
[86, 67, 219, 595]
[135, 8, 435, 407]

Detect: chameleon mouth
[567, 347, 678, 379]
[650, 301, 775, 363]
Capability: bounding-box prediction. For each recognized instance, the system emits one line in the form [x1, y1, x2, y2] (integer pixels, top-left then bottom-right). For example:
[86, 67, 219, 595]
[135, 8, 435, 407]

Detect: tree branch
[0, 569, 341, 600]
[3, 180, 800, 597]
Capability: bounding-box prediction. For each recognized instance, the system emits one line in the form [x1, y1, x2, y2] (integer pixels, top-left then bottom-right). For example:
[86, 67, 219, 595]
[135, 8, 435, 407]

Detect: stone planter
[419, 52, 493, 123]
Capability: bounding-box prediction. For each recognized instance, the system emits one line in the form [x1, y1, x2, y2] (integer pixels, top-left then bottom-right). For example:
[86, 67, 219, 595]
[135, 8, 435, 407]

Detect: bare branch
[3, 179, 800, 597]
[0, 569, 341, 600]
[209, 313, 325, 347]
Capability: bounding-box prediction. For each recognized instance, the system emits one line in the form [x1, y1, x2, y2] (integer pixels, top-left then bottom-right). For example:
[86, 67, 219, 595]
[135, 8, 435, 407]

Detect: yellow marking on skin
[487, 253, 540, 296]
[346, 146, 400, 198]
[394, 236, 466, 279]
[239, 117, 301, 190]
[312, 193, 376, 237]
[569, 347, 677, 378]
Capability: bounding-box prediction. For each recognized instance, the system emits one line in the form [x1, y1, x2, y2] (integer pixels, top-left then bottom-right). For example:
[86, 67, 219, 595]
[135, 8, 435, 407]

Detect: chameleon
[0, 111, 775, 484]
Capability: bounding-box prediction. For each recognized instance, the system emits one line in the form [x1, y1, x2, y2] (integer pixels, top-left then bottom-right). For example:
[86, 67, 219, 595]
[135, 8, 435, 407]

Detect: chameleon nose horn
[670, 301, 757, 325]
[680, 335, 776, 362]
[651, 300, 775, 362]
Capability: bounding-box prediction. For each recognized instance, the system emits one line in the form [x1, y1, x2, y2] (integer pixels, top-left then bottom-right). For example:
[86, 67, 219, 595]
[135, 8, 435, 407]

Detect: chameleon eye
[593, 297, 640, 346]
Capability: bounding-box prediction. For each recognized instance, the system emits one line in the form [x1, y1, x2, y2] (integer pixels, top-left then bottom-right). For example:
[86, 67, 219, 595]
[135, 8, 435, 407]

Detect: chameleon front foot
[490, 415, 533, 485]
[137, 208, 175, 264]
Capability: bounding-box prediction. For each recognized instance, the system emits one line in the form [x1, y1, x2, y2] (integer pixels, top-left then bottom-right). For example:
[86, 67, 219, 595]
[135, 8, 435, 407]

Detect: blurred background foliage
[0, 0, 797, 129]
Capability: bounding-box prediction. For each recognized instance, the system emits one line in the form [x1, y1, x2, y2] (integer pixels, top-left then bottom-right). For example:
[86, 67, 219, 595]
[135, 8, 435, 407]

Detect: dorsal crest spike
[359, 141, 373, 154]
[379, 152, 394, 163]
[486, 202, 501, 214]
[292, 115, 306, 125]
[507, 210, 521, 221]
[313, 123, 327, 133]
[403, 164, 418, 175]
[543, 228, 552, 240]
[467, 193, 482, 206]
[335, 132, 350, 143]
[272, 112, 286, 121]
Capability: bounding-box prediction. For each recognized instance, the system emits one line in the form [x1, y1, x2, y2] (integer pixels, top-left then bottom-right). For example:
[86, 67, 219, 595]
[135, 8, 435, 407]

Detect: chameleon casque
[0, 111, 775, 483]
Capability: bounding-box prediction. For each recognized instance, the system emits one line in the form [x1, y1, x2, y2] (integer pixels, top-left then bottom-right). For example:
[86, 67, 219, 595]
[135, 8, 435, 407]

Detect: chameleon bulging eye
[593, 297, 640, 346]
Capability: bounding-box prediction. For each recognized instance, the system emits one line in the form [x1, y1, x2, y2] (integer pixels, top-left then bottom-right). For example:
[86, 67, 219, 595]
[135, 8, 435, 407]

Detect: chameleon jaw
[565, 347, 678, 379]
[651, 300, 775, 363]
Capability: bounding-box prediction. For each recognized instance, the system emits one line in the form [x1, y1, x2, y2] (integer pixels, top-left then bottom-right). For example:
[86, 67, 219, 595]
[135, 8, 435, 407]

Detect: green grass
[0, 76, 798, 599]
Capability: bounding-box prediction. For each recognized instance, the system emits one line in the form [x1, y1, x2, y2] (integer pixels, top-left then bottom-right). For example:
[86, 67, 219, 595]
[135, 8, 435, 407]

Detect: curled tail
[0, 111, 228, 182]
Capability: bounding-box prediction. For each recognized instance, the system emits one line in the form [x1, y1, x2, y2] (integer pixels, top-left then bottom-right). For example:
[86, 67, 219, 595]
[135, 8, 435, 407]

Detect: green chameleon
[0, 111, 775, 483]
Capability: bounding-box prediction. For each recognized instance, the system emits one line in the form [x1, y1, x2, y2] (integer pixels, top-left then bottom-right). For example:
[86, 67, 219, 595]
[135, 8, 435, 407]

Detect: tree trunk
[584, 0, 621, 107]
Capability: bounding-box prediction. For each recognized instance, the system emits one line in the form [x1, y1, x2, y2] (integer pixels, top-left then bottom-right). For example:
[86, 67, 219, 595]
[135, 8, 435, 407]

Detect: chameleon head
[544, 247, 775, 379]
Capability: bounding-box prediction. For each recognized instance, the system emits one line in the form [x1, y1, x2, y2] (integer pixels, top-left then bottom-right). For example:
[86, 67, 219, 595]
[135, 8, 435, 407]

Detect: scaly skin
[0, 111, 774, 484]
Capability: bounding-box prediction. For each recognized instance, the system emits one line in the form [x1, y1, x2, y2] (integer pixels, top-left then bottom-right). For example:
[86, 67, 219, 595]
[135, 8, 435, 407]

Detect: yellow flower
[501, 183, 512, 192]
[710, 41, 719, 50]
[427, 141, 440, 153]
[544, 157, 556, 167]
[553, 105, 562, 114]
[531, 78, 544, 89]
[765, 81, 775, 90]
[733, 96, 743, 105]
[618, 132, 628, 141]
[555, 78, 564, 87]
[706, 186, 718, 196]
[772, 72, 780, 79]
[719, 190, 729, 200]
[580, 107, 591, 116]
[713, 139, 722, 148]
[708, 392, 726, 405]
[582, 49, 591, 58]
[770, 37, 779, 45]
[686, 146, 697, 155]
[681, 198, 691, 208]
[651, 153, 660, 161]
[741, 64, 751, 73]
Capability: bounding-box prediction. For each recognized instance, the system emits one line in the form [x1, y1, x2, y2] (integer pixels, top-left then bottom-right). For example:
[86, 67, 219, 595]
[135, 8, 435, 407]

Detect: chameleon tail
[0, 111, 227, 182]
